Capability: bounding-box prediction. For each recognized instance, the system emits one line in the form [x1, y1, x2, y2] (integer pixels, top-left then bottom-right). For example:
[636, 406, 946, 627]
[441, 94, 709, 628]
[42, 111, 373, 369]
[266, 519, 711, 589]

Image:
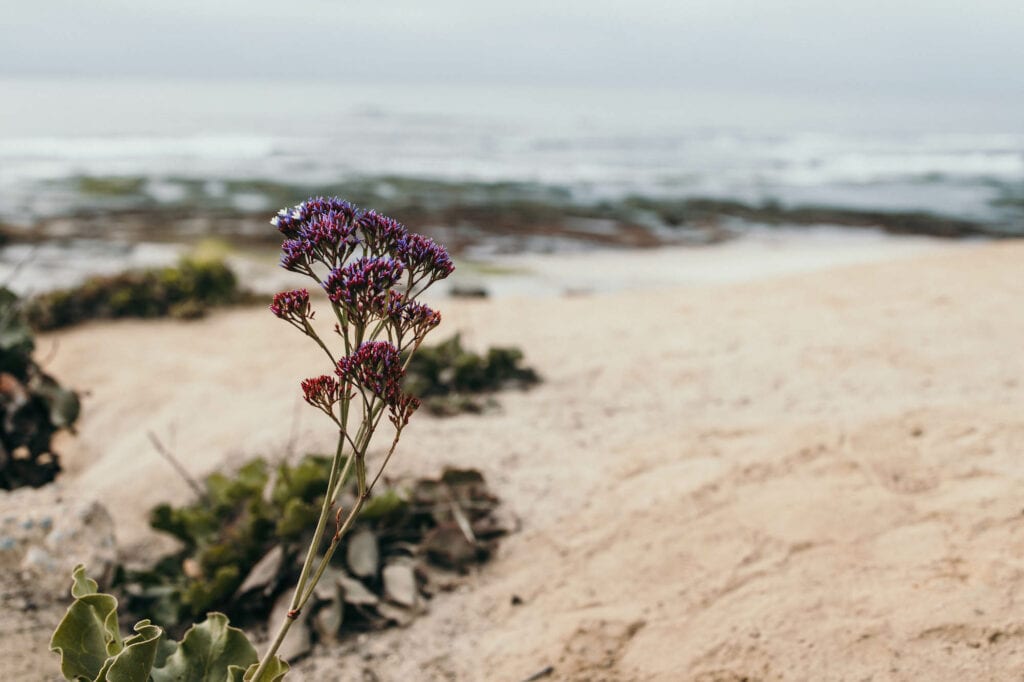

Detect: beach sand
[23, 238, 1024, 680]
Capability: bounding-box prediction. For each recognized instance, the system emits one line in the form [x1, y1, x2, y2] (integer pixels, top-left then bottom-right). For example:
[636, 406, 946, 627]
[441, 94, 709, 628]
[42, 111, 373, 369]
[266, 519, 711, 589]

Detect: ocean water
[2, 77, 1023, 227]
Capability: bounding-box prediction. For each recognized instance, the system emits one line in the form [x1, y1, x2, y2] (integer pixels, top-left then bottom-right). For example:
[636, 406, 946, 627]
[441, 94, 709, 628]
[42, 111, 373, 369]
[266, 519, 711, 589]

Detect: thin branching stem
[254, 199, 452, 682]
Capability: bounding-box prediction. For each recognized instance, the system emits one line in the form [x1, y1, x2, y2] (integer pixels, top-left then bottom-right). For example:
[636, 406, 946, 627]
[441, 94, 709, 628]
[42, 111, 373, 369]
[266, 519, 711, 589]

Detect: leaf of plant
[153, 630, 178, 669]
[225, 657, 291, 682]
[70, 564, 99, 599]
[96, 620, 164, 682]
[51, 567, 124, 682]
[151, 612, 258, 682]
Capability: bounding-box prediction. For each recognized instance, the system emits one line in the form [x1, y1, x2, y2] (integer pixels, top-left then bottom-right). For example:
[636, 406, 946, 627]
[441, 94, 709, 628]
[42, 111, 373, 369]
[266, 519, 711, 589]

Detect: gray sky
[4, 0, 1024, 98]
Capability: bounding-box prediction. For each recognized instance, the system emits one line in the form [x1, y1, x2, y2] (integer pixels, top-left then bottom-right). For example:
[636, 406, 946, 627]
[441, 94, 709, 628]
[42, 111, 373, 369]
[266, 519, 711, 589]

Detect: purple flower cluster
[273, 197, 358, 240]
[270, 197, 453, 286]
[270, 197, 450, 429]
[396, 233, 455, 284]
[335, 341, 412, 409]
[323, 257, 404, 324]
[301, 374, 343, 416]
[275, 198, 360, 271]
[269, 289, 312, 325]
[377, 292, 441, 346]
[358, 211, 409, 256]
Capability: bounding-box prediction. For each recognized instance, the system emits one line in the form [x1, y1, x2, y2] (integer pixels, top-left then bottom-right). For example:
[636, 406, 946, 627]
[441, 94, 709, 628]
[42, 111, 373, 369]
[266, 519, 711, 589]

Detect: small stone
[21, 546, 56, 572]
[182, 558, 202, 580]
[235, 545, 283, 597]
[312, 567, 343, 603]
[313, 599, 344, 641]
[337, 574, 379, 606]
[382, 563, 417, 608]
[346, 529, 379, 579]
[422, 524, 477, 569]
[375, 602, 414, 627]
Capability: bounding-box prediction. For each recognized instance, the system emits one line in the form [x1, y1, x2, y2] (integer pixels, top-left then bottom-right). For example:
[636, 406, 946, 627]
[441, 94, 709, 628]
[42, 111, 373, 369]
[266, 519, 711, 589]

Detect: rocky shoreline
[2, 176, 1019, 258]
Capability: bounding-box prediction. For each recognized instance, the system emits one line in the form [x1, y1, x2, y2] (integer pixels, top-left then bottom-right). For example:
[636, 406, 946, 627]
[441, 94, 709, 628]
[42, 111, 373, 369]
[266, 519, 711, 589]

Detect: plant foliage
[403, 333, 541, 415]
[51, 565, 288, 682]
[0, 287, 80, 489]
[120, 456, 508, 642]
[26, 256, 246, 331]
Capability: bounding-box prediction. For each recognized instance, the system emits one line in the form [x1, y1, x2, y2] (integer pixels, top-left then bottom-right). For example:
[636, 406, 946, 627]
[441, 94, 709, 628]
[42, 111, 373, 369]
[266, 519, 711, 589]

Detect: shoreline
[0, 220, 967, 299]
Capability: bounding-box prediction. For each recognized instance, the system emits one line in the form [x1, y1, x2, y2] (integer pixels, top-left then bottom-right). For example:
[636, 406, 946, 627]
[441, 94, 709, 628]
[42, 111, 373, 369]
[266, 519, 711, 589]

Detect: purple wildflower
[357, 211, 408, 255]
[301, 374, 342, 416]
[335, 341, 408, 407]
[302, 212, 358, 263]
[270, 289, 312, 325]
[396, 233, 455, 283]
[280, 238, 315, 272]
[272, 197, 358, 239]
[273, 197, 361, 270]
[375, 292, 441, 346]
[322, 257, 404, 323]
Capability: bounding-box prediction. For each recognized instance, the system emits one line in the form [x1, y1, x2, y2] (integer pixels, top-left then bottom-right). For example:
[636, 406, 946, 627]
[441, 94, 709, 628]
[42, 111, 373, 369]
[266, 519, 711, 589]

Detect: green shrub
[26, 257, 247, 331]
[404, 333, 541, 415]
[120, 455, 508, 640]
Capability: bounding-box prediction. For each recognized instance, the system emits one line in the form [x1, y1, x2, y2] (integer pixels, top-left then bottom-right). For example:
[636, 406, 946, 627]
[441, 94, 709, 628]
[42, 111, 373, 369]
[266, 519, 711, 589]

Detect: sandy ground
[16, 237, 1024, 680]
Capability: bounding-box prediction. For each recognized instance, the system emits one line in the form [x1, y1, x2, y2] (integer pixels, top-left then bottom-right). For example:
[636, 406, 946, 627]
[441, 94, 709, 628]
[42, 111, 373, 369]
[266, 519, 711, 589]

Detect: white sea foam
[0, 78, 1022, 224]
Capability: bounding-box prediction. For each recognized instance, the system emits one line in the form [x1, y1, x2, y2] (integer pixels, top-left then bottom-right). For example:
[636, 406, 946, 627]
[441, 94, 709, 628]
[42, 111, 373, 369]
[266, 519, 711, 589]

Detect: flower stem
[251, 429, 353, 681]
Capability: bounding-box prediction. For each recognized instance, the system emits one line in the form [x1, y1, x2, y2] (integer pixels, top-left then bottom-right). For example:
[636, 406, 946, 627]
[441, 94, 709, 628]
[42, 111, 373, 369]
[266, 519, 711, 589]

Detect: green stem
[251, 425, 355, 681]
[297, 411, 395, 611]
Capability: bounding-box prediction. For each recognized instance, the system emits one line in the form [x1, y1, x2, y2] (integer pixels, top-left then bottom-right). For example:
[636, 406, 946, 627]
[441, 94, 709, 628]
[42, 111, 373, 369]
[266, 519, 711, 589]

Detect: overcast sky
[3, 0, 1023, 99]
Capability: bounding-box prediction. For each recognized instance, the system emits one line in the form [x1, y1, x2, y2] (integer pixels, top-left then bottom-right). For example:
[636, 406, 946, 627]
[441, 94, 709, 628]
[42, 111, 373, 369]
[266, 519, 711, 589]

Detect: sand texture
[17, 240, 1024, 680]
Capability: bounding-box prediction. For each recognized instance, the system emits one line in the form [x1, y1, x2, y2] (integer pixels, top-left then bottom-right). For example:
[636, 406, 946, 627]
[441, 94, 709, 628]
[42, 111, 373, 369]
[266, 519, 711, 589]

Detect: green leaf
[226, 657, 290, 682]
[70, 564, 99, 599]
[50, 567, 123, 681]
[96, 620, 164, 682]
[153, 631, 178, 669]
[151, 612, 258, 682]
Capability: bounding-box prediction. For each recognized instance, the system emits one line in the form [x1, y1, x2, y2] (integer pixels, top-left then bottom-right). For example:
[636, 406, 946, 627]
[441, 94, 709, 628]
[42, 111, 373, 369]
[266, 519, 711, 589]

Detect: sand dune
[33, 240, 1024, 680]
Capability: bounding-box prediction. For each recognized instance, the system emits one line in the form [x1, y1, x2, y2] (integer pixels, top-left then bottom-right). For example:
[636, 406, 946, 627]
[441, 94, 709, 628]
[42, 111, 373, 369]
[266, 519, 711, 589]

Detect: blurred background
[2, 0, 1022, 295]
[4, 4, 1024, 680]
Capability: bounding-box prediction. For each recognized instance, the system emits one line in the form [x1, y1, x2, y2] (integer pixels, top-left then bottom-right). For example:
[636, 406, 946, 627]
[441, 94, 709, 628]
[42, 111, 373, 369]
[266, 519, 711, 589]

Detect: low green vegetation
[118, 454, 508, 642]
[26, 256, 249, 331]
[75, 175, 148, 197]
[404, 333, 541, 415]
[0, 287, 80, 489]
[51, 566, 289, 682]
